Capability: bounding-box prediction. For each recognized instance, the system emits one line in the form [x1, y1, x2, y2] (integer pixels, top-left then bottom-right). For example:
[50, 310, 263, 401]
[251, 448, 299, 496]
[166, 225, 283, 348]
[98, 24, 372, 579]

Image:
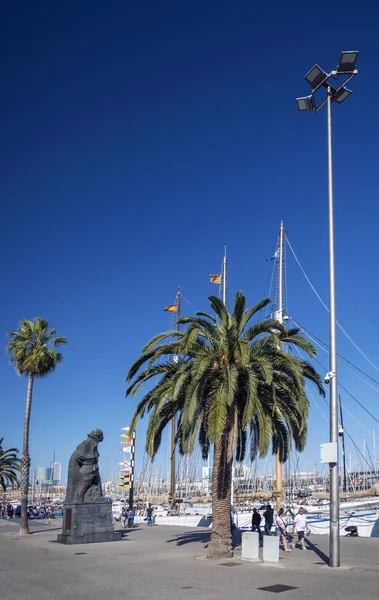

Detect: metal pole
[339, 395, 347, 493]
[170, 287, 181, 510]
[222, 244, 227, 306]
[373, 430, 377, 478]
[275, 221, 284, 508]
[221, 246, 234, 510]
[327, 87, 340, 567]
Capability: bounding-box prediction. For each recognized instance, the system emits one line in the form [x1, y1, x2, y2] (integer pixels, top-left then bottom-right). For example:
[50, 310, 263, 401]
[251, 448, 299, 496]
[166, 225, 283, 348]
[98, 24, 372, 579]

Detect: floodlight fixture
[332, 87, 352, 104]
[304, 64, 328, 91]
[337, 51, 359, 74]
[296, 95, 314, 112]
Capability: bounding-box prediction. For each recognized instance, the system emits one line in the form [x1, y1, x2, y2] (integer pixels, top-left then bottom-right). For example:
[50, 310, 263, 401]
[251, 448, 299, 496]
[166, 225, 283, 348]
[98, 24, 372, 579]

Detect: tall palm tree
[7, 318, 67, 534]
[126, 292, 324, 558]
[0, 438, 21, 492]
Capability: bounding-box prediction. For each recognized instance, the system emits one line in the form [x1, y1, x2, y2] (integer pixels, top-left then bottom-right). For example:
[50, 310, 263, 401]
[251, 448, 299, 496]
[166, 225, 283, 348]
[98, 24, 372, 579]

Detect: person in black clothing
[263, 504, 274, 535]
[251, 508, 261, 532]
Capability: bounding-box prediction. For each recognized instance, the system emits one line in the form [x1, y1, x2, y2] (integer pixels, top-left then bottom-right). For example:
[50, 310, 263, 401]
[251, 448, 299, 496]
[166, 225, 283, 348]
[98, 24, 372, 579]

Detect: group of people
[252, 504, 310, 551]
[121, 507, 135, 529]
[27, 505, 56, 521]
[1, 503, 58, 521]
[0, 504, 18, 519]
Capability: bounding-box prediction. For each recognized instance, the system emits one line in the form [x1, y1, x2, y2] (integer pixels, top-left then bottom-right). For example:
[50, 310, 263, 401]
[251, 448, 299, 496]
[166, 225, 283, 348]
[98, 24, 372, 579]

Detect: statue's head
[88, 429, 104, 442]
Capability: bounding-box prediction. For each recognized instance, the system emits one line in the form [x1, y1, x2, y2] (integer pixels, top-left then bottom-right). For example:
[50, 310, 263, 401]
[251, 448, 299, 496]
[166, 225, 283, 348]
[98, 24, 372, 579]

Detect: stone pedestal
[57, 502, 121, 545]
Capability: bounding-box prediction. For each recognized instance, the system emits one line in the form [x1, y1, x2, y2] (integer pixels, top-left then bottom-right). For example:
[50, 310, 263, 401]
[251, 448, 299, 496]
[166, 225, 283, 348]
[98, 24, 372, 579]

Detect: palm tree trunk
[20, 375, 33, 535]
[207, 436, 233, 558]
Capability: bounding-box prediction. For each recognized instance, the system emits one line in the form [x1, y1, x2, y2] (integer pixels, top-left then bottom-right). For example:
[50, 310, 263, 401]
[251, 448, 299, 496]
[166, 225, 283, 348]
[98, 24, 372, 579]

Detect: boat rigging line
[290, 318, 379, 388]
[289, 335, 377, 473]
[286, 234, 379, 375]
[309, 350, 379, 429]
[337, 284, 379, 331]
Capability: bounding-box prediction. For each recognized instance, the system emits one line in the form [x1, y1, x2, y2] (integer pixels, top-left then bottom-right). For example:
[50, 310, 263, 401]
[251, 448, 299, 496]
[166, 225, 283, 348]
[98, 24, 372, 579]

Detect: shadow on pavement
[167, 530, 211, 547]
[305, 538, 329, 565]
[30, 527, 62, 534]
[232, 530, 242, 549]
[167, 529, 243, 549]
[120, 527, 143, 538]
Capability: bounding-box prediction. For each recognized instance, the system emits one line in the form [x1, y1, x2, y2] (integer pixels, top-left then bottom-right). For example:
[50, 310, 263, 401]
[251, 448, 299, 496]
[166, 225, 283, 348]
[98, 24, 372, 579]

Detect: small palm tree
[126, 292, 324, 558]
[0, 438, 21, 492]
[7, 318, 67, 534]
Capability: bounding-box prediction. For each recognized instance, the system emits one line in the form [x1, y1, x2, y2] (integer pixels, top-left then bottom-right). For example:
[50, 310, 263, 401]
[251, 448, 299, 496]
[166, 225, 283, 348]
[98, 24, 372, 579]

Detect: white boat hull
[235, 509, 379, 538]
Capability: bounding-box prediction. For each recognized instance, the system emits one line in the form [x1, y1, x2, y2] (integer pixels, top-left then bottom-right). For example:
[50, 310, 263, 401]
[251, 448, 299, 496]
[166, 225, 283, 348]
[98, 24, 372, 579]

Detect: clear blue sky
[2, 1, 379, 484]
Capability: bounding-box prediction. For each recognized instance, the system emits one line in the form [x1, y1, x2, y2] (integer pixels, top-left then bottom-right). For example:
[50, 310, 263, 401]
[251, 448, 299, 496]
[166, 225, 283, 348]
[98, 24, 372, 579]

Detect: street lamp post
[296, 51, 359, 568]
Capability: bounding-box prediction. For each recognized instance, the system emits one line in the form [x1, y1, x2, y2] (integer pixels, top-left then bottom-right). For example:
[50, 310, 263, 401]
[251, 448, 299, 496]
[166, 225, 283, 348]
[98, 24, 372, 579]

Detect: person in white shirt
[291, 507, 309, 550]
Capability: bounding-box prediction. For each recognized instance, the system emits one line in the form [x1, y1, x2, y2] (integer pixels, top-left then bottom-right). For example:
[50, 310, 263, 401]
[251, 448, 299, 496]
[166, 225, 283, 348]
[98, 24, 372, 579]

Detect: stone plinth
[57, 502, 121, 545]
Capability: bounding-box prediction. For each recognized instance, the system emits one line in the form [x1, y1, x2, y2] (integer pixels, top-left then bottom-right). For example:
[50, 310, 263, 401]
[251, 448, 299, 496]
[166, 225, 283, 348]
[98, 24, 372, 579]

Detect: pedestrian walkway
[0, 523, 378, 600]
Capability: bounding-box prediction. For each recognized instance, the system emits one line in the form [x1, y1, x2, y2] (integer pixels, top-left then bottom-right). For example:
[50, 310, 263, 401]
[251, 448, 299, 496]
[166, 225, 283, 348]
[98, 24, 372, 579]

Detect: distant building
[37, 467, 53, 488]
[202, 466, 213, 495]
[51, 462, 61, 486]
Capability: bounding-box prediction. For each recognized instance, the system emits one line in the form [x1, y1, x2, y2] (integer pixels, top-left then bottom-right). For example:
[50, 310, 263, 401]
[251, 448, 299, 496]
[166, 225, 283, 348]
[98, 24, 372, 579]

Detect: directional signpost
[119, 427, 136, 509]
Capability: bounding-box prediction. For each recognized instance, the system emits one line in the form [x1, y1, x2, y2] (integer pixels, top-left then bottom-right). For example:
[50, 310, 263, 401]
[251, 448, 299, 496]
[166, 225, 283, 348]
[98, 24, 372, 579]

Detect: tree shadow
[30, 526, 62, 534]
[232, 529, 242, 549]
[167, 529, 243, 549]
[167, 530, 211, 547]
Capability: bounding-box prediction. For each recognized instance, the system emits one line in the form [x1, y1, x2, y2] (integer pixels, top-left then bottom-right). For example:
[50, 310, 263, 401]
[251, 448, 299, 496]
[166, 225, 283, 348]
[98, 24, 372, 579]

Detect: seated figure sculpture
[65, 429, 105, 503]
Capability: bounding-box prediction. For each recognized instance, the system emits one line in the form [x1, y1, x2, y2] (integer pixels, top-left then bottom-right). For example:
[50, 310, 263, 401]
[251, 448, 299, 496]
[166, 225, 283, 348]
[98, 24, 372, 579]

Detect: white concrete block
[241, 531, 260, 562]
[263, 535, 279, 563]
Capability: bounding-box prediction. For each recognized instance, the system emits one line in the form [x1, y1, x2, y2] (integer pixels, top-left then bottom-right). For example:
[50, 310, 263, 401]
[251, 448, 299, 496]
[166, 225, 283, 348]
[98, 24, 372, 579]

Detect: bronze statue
[65, 429, 105, 503]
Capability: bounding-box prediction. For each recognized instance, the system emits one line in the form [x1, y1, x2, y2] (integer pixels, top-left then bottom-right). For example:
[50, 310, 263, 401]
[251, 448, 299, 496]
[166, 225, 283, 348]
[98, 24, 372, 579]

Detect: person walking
[276, 508, 291, 552]
[121, 506, 128, 529]
[291, 507, 309, 550]
[263, 504, 274, 536]
[251, 508, 261, 532]
[146, 504, 154, 527]
[128, 508, 135, 528]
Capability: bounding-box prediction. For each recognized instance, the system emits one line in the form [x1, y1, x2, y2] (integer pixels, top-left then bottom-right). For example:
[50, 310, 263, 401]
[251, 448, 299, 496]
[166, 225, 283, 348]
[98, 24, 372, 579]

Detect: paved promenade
[1, 518, 378, 600]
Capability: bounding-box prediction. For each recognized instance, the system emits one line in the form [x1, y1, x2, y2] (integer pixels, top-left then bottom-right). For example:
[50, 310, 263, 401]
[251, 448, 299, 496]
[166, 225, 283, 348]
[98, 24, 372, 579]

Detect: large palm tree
[0, 438, 21, 492]
[126, 292, 324, 558]
[7, 318, 67, 534]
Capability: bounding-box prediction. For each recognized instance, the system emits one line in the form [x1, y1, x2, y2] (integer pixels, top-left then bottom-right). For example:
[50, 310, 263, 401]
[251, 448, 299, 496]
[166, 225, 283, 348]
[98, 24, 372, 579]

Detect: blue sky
[1, 1, 379, 484]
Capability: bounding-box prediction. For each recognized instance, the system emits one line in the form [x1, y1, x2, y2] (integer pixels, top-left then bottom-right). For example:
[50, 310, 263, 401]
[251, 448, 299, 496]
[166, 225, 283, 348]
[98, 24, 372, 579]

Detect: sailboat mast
[275, 221, 285, 507]
[373, 429, 377, 478]
[339, 395, 347, 492]
[170, 286, 181, 508]
[221, 246, 233, 503]
[278, 222, 284, 325]
[222, 243, 227, 306]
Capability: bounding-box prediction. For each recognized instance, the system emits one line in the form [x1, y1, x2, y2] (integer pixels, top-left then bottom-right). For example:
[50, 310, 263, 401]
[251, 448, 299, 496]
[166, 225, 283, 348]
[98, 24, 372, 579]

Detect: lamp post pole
[327, 87, 340, 567]
[296, 51, 358, 568]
